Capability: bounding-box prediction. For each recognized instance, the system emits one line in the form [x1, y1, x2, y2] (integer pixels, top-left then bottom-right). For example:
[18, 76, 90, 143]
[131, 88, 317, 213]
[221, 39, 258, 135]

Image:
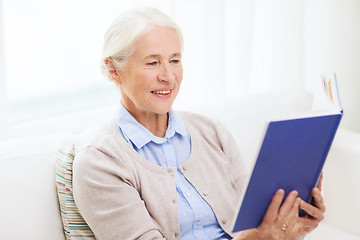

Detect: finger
[279, 190, 298, 217]
[263, 189, 285, 223]
[311, 187, 326, 213]
[297, 217, 319, 233]
[290, 197, 301, 215]
[300, 200, 324, 221]
[316, 172, 323, 192]
[286, 198, 301, 228]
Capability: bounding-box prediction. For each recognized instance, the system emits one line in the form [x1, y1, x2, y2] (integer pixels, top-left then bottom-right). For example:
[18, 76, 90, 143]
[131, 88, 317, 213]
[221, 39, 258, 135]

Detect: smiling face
[115, 26, 183, 122]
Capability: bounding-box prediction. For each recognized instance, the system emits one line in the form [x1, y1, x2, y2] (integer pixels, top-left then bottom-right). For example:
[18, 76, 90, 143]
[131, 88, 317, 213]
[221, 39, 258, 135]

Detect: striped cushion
[56, 145, 95, 239]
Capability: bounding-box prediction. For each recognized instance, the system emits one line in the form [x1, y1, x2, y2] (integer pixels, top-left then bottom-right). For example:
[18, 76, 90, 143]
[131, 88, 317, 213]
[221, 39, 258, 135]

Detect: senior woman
[72, 7, 325, 240]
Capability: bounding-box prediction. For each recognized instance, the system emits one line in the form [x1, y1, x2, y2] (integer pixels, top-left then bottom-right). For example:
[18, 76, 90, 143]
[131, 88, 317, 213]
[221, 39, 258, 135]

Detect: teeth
[152, 90, 171, 95]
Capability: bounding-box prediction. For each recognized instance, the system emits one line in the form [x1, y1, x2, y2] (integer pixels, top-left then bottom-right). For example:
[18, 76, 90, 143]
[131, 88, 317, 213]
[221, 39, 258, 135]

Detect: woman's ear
[104, 57, 121, 84]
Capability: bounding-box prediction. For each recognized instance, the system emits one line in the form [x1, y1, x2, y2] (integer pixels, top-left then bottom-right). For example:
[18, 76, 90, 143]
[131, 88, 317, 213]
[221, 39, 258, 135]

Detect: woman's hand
[236, 173, 325, 240]
[292, 173, 326, 238]
[256, 189, 301, 240]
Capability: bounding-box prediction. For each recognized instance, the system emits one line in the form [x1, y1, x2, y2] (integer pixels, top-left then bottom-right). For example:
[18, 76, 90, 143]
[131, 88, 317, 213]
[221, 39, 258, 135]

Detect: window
[1, 0, 359, 139]
[1, 0, 173, 127]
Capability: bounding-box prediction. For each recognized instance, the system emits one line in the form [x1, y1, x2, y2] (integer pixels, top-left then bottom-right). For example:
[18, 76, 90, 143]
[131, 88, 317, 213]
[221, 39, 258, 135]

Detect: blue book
[232, 74, 343, 232]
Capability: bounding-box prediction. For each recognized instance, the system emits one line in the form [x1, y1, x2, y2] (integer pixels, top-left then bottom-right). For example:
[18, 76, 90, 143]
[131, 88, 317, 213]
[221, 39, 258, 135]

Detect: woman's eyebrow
[144, 54, 160, 60]
[144, 53, 181, 60]
[170, 53, 181, 58]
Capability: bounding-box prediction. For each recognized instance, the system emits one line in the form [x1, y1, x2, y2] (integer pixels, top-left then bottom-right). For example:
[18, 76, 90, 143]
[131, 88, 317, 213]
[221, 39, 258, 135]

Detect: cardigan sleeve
[72, 146, 166, 240]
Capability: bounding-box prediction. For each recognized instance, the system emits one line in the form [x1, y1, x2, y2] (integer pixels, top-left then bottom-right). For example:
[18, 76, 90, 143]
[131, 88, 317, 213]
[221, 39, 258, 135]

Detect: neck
[124, 106, 169, 138]
[140, 113, 169, 138]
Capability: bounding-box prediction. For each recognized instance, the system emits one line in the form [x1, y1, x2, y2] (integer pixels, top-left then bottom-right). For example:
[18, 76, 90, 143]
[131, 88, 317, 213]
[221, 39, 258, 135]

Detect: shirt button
[222, 219, 227, 224]
[182, 166, 186, 171]
[203, 192, 208, 196]
[172, 200, 176, 205]
[167, 169, 173, 174]
[185, 193, 191, 197]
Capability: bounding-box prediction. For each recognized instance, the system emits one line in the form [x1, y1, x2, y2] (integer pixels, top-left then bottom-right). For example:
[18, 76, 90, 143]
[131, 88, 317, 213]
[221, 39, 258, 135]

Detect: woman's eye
[147, 61, 158, 66]
[171, 59, 180, 64]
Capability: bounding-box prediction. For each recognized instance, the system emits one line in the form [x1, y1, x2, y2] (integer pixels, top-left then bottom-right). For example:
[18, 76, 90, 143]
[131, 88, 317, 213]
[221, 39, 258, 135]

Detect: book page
[322, 73, 342, 111]
[266, 73, 342, 122]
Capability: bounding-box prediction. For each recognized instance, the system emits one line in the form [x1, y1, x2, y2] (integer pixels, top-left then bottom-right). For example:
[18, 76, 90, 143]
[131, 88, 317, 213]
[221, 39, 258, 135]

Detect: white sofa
[0, 90, 359, 240]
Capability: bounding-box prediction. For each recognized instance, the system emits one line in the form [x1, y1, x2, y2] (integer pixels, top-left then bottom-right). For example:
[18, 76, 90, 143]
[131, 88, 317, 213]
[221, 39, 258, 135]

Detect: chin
[155, 107, 172, 115]
[152, 104, 173, 115]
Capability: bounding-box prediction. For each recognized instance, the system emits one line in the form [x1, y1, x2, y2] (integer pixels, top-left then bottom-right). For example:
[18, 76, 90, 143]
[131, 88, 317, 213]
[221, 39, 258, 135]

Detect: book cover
[232, 73, 343, 232]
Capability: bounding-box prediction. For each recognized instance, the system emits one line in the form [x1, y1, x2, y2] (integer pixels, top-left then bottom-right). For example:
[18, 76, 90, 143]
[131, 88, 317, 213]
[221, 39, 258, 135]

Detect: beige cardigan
[73, 112, 247, 240]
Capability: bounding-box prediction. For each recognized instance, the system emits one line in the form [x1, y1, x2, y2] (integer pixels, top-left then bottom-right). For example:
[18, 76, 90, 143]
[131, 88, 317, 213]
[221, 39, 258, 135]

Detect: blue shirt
[115, 104, 231, 240]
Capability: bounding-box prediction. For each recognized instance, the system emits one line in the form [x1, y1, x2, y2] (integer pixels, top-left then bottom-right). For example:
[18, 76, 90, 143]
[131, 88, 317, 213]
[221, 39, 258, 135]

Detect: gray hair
[101, 7, 184, 81]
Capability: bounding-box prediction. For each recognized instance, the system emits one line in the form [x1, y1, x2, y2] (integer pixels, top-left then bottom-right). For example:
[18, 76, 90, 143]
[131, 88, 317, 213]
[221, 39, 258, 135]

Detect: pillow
[56, 145, 95, 239]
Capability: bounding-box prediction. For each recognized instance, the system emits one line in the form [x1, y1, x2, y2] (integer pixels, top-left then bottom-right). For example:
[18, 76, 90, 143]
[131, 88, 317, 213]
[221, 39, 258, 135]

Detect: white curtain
[0, 0, 6, 127]
[175, 0, 360, 132]
[0, 0, 359, 138]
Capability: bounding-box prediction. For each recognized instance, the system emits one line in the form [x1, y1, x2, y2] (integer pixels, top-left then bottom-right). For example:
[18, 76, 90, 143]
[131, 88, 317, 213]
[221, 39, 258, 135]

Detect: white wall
[230, 0, 360, 133]
[1, 0, 359, 138]
[249, 0, 305, 93]
[303, 0, 360, 132]
[174, 0, 227, 109]
[224, 0, 255, 98]
[0, 0, 7, 128]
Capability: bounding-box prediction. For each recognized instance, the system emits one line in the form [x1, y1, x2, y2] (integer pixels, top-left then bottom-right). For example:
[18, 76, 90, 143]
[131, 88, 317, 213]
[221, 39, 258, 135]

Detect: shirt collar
[115, 103, 187, 149]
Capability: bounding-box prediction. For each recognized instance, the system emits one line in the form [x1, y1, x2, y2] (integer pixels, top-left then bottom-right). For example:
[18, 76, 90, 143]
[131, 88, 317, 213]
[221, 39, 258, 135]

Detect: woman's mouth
[151, 89, 171, 95]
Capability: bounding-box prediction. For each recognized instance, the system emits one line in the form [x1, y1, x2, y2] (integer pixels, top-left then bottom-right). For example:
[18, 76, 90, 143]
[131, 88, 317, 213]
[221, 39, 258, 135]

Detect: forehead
[133, 27, 181, 58]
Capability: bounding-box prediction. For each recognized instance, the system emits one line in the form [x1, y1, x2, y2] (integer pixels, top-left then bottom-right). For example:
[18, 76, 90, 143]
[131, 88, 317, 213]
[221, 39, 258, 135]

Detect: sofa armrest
[307, 222, 360, 240]
[0, 134, 73, 240]
[322, 129, 360, 237]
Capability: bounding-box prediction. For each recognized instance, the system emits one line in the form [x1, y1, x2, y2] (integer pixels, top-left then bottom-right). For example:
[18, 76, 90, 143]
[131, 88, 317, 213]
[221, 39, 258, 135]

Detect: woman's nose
[158, 64, 175, 82]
